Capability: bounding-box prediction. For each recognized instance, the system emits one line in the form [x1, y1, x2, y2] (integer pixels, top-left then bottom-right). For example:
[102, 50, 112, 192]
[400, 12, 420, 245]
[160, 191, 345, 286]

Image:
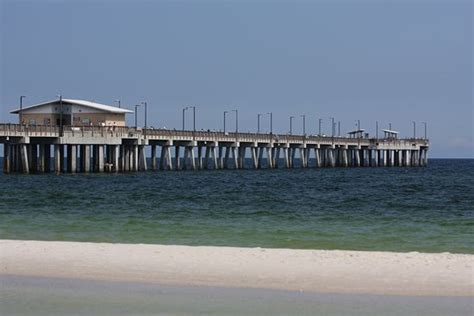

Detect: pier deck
[0, 124, 429, 174]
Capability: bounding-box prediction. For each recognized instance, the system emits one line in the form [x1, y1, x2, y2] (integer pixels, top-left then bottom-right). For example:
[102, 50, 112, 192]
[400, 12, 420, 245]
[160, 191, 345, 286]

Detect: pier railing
[0, 123, 429, 146]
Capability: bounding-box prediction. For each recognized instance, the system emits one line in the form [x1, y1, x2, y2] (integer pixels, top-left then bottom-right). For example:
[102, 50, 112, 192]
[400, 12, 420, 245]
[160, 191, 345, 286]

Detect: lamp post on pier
[134, 104, 141, 129]
[422, 122, 427, 139]
[114, 99, 121, 108]
[301, 114, 306, 135]
[267, 112, 273, 134]
[257, 113, 262, 133]
[182, 106, 189, 130]
[141, 101, 147, 136]
[412, 121, 416, 139]
[318, 118, 322, 136]
[289, 116, 295, 135]
[330, 117, 335, 137]
[376, 121, 379, 139]
[232, 109, 238, 133]
[19, 95, 26, 125]
[223, 111, 228, 133]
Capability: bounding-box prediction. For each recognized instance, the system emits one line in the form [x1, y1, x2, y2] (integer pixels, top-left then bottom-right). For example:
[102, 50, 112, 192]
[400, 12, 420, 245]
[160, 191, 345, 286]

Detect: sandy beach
[1, 239, 472, 297]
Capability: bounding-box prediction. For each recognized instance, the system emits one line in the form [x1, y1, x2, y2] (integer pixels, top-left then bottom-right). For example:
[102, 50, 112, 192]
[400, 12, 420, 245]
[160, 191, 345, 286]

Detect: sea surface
[0, 159, 473, 253]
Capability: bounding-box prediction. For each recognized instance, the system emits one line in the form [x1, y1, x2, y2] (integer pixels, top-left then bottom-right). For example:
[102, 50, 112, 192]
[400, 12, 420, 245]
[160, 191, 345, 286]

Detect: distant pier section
[1, 98, 429, 174]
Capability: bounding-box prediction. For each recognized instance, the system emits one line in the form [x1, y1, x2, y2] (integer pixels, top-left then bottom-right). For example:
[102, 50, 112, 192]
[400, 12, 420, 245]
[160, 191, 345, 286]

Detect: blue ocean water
[0, 159, 473, 253]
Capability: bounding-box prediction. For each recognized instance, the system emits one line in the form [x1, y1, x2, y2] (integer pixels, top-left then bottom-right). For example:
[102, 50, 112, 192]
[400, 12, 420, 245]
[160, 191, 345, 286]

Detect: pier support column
[175, 146, 181, 170]
[98, 145, 105, 173]
[290, 148, 296, 168]
[190, 147, 196, 170]
[284, 148, 290, 168]
[20, 144, 29, 174]
[257, 147, 264, 169]
[274, 147, 280, 168]
[315, 147, 321, 168]
[355, 148, 361, 167]
[341, 147, 348, 167]
[82, 145, 89, 173]
[54, 144, 61, 174]
[138, 145, 147, 171]
[159, 146, 166, 170]
[224, 147, 230, 169]
[381, 150, 387, 167]
[45, 144, 51, 172]
[151, 145, 157, 171]
[231, 147, 238, 169]
[197, 146, 203, 169]
[3, 143, 11, 174]
[30, 145, 38, 173]
[265, 147, 272, 169]
[38, 144, 45, 173]
[423, 149, 428, 166]
[113, 145, 119, 172]
[204, 146, 210, 170]
[251, 147, 258, 169]
[299, 148, 305, 168]
[218, 147, 224, 169]
[212, 146, 219, 169]
[67, 145, 77, 173]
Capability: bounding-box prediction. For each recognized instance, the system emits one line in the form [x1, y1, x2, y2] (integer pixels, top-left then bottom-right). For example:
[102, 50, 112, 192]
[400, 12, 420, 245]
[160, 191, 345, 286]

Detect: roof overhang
[10, 98, 133, 114]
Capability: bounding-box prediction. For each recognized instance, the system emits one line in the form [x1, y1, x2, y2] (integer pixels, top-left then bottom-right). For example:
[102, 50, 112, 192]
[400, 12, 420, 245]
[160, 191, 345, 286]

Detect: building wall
[21, 113, 126, 127]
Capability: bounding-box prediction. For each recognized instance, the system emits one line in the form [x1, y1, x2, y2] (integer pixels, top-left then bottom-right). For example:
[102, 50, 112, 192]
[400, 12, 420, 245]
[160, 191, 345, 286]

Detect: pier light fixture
[267, 112, 273, 134]
[318, 118, 323, 136]
[189, 105, 196, 132]
[422, 122, 427, 140]
[56, 95, 63, 133]
[356, 119, 361, 131]
[114, 99, 121, 108]
[376, 121, 379, 139]
[412, 121, 416, 139]
[134, 104, 141, 129]
[223, 111, 228, 133]
[257, 113, 262, 133]
[182, 106, 189, 131]
[141, 102, 147, 135]
[301, 114, 306, 135]
[19, 95, 26, 125]
[232, 109, 238, 133]
[289, 116, 295, 135]
[330, 117, 335, 137]
[338, 121, 341, 137]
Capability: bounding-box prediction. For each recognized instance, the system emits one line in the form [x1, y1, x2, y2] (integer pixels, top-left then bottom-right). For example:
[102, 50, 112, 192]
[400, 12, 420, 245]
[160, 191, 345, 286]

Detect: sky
[0, 0, 472, 158]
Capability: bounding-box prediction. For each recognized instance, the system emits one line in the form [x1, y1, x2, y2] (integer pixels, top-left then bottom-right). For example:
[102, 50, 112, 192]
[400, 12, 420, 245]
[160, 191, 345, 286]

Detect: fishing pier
[1, 124, 429, 174]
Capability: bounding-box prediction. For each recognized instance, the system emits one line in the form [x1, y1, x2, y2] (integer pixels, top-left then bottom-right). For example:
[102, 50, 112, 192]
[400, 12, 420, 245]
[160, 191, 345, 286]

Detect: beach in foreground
[1, 240, 472, 296]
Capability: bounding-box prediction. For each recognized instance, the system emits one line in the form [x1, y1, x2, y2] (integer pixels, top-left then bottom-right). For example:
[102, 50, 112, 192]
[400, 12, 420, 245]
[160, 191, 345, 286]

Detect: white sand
[1, 240, 472, 296]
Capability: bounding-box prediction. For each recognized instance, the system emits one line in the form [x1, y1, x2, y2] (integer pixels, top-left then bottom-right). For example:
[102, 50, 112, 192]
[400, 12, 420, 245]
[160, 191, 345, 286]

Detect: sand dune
[1, 240, 472, 296]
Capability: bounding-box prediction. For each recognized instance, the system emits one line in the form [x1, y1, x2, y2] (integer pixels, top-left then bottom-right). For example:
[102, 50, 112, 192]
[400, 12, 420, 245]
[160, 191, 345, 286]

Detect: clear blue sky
[1, 0, 472, 158]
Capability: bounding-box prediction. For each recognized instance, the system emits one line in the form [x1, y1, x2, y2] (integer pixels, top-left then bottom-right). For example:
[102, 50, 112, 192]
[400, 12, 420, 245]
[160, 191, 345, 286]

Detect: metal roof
[347, 129, 365, 134]
[10, 98, 133, 114]
[382, 129, 399, 134]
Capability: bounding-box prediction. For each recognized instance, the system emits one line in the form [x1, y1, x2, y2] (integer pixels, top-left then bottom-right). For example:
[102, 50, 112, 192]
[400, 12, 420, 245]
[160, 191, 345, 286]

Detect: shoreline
[1, 239, 472, 296]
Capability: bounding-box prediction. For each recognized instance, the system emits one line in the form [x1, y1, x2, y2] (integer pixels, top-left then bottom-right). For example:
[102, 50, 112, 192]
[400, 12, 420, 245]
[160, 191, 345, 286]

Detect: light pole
[134, 104, 141, 129]
[289, 116, 295, 135]
[330, 117, 335, 137]
[189, 106, 196, 132]
[232, 109, 238, 133]
[19, 95, 26, 125]
[413, 121, 416, 139]
[301, 114, 306, 135]
[223, 111, 228, 133]
[267, 112, 273, 134]
[376, 121, 379, 139]
[338, 121, 341, 137]
[56, 94, 63, 133]
[141, 101, 147, 136]
[114, 99, 121, 108]
[257, 113, 262, 133]
[182, 106, 189, 130]
[422, 122, 427, 139]
[389, 122, 392, 131]
[318, 118, 322, 136]
[356, 120, 361, 131]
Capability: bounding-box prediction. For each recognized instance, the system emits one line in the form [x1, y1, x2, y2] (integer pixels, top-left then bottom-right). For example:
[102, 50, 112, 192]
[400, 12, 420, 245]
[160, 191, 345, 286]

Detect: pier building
[10, 99, 133, 127]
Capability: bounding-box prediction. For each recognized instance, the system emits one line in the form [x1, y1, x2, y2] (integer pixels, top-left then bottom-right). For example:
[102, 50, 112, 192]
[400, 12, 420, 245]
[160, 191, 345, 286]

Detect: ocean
[0, 159, 473, 254]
